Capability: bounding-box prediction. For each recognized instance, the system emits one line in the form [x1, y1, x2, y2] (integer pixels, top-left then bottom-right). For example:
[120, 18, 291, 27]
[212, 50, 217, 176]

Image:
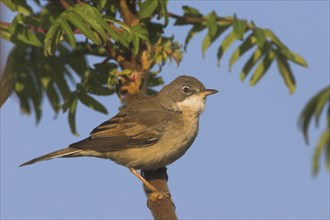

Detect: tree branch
[58, 0, 71, 10]
[168, 11, 253, 29]
[118, 0, 139, 26]
[0, 21, 47, 33]
[142, 168, 177, 220]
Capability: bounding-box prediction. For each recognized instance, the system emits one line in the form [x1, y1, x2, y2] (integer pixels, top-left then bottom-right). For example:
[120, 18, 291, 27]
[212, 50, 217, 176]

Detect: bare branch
[142, 168, 178, 220]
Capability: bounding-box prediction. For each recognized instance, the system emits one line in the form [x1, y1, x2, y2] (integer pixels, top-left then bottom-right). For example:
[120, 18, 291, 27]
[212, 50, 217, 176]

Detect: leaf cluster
[1, 0, 180, 133]
[299, 87, 330, 174]
[174, 6, 308, 94]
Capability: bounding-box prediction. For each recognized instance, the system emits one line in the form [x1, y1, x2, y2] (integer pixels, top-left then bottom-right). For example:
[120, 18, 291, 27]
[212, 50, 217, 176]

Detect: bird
[20, 75, 218, 192]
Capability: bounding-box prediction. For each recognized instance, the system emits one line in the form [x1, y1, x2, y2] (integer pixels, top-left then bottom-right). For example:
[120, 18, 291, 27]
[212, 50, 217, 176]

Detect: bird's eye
[182, 86, 192, 94]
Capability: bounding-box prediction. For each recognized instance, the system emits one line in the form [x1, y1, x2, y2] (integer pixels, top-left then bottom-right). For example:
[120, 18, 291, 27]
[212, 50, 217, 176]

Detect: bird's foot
[129, 168, 158, 192]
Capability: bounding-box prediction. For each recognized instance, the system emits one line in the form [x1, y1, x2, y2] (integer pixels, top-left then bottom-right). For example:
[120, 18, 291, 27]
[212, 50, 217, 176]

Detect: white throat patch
[176, 94, 206, 115]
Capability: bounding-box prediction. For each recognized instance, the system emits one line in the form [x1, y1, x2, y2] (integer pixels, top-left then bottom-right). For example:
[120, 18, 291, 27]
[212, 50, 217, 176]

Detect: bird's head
[159, 75, 218, 114]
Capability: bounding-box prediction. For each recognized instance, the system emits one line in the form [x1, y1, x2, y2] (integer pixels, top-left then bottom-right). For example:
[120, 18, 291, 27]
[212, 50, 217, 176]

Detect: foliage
[172, 7, 307, 94]
[0, 0, 326, 172]
[299, 87, 330, 174]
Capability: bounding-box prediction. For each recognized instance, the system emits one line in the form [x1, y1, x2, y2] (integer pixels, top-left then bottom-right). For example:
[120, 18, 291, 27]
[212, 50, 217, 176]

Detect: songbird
[20, 75, 218, 192]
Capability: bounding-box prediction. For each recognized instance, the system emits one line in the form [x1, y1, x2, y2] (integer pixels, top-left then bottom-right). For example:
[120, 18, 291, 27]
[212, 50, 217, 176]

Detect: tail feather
[20, 148, 82, 167]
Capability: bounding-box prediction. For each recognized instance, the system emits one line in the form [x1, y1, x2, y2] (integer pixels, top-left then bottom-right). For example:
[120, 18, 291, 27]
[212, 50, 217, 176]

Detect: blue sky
[1, 1, 329, 219]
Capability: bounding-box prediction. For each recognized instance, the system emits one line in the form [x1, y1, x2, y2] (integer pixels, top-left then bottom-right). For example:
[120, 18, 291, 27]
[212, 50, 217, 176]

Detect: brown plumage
[20, 76, 217, 191]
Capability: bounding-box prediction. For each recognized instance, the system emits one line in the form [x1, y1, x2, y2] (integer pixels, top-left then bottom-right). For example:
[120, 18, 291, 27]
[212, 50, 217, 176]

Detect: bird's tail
[19, 148, 82, 167]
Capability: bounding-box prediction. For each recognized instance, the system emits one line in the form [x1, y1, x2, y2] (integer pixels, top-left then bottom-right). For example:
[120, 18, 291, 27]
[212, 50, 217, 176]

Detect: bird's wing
[69, 108, 175, 152]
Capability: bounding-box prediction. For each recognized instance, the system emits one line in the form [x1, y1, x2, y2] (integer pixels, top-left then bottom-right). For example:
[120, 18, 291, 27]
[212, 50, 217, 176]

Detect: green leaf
[30, 88, 42, 123]
[264, 29, 288, 50]
[175, 6, 202, 25]
[67, 55, 88, 76]
[202, 13, 232, 57]
[96, 0, 107, 10]
[233, 15, 247, 40]
[78, 91, 108, 114]
[11, 24, 43, 47]
[206, 11, 218, 38]
[158, 0, 169, 26]
[184, 24, 205, 51]
[53, 70, 71, 100]
[86, 85, 114, 96]
[73, 3, 107, 43]
[202, 32, 220, 57]
[217, 32, 237, 65]
[46, 83, 61, 113]
[182, 6, 202, 17]
[138, 0, 159, 19]
[44, 2, 129, 55]
[44, 22, 61, 56]
[60, 19, 76, 48]
[67, 92, 79, 135]
[0, 26, 12, 41]
[16, 91, 31, 115]
[0, 47, 16, 107]
[299, 96, 318, 144]
[254, 27, 266, 48]
[249, 50, 275, 86]
[298, 87, 329, 142]
[130, 25, 149, 55]
[131, 25, 149, 41]
[199, 11, 221, 57]
[240, 42, 271, 81]
[229, 34, 257, 71]
[282, 50, 308, 67]
[312, 129, 330, 175]
[202, 35, 212, 57]
[1, 0, 33, 15]
[132, 36, 140, 56]
[147, 76, 164, 87]
[298, 87, 330, 174]
[105, 18, 131, 34]
[275, 52, 296, 94]
[314, 88, 330, 126]
[66, 11, 100, 44]
[103, 17, 130, 48]
[267, 29, 307, 67]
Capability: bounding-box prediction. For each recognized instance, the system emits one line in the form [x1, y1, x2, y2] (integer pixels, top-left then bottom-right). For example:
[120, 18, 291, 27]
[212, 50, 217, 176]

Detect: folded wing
[69, 108, 175, 152]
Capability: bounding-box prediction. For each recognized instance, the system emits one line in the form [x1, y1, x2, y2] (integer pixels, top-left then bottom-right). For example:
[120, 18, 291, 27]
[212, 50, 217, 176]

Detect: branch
[142, 168, 177, 220]
[105, 41, 141, 70]
[168, 11, 253, 29]
[118, 0, 139, 26]
[0, 21, 47, 33]
[168, 12, 204, 23]
[58, 0, 71, 10]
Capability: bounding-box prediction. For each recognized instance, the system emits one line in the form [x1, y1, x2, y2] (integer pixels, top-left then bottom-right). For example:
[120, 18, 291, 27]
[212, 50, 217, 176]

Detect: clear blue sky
[1, 1, 329, 219]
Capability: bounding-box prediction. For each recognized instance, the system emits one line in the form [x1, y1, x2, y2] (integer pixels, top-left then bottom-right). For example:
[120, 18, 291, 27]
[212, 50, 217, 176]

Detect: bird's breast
[157, 111, 200, 165]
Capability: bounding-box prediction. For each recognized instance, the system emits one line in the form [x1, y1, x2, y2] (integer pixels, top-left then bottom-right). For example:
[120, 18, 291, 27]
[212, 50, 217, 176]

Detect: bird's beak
[200, 89, 218, 96]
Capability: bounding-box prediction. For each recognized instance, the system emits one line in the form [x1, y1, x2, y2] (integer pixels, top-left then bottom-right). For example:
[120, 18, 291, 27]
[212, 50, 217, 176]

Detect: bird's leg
[129, 168, 158, 192]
